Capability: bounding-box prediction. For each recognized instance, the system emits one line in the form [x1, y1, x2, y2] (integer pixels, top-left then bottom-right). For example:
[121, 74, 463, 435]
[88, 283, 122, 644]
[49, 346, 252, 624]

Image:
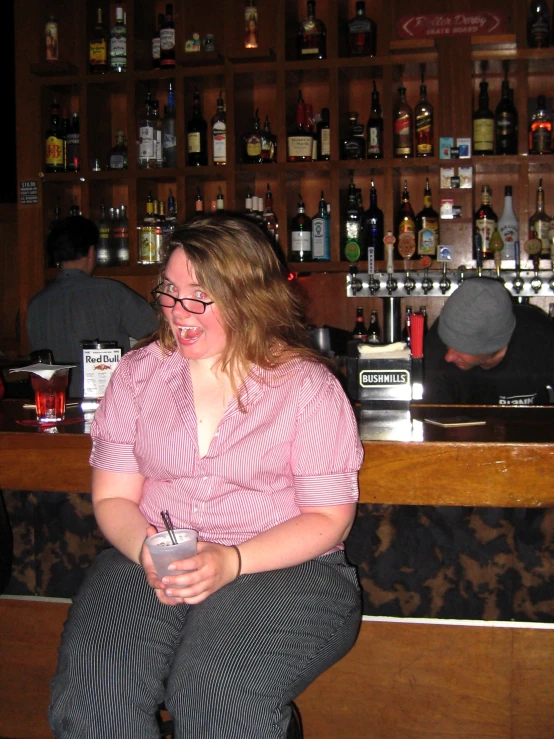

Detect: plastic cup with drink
[145, 528, 198, 579]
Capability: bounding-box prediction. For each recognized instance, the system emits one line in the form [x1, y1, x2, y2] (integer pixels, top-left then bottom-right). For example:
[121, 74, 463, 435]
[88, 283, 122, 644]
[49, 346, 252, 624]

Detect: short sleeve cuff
[90, 438, 141, 474]
[294, 472, 359, 506]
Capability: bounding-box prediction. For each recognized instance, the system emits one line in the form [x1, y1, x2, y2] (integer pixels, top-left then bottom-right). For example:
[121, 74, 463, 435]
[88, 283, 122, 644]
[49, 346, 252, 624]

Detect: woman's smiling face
[161, 249, 227, 362]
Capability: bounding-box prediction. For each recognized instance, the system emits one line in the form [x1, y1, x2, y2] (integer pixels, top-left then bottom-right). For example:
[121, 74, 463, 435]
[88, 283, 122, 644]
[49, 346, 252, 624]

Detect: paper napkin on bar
[9, 363, 75, 381]
[357, 343, 410, 359]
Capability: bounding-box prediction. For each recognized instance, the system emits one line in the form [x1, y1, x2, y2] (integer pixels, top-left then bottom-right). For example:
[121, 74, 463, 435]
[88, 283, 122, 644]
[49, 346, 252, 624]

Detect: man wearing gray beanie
[423, 277, 554, 404]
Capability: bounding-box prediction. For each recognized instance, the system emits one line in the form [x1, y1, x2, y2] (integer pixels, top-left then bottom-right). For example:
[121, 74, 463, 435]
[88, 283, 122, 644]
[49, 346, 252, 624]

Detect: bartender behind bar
[26, 216, 158, 398]
[423, 277, 554, 405]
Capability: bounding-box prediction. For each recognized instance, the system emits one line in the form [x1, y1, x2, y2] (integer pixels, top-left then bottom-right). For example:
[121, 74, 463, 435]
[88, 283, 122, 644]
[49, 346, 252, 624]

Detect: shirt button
[203, 476, 208, 481]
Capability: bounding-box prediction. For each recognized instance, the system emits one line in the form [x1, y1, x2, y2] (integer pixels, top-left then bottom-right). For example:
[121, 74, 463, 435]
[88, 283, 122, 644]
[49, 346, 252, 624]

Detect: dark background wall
[2, 0, 16, 204]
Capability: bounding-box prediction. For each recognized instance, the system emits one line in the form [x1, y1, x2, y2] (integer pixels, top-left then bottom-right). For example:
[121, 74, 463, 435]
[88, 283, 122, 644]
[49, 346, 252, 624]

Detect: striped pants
[49, 548, 361, 738]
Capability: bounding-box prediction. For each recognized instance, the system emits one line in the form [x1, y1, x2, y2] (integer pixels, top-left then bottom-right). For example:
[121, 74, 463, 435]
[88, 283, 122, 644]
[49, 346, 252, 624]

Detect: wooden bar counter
[1, 399, 554, 738]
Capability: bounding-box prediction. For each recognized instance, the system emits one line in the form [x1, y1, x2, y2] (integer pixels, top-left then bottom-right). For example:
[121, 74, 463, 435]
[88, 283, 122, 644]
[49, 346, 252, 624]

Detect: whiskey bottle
[393, 87, 413, 158]
[108, 129, 127, 169]
[529, 178, 551, 258]
[528, 95, 552, 155]
[347, 1, 376, 57]
[109, 6, 127, 73]
[113, 205, 129, 266]
[297, 0, 326, 60]
[244, 0, 259, 49]
[497, 185, 518, 261]
[152, 13, 164, 69]
[160, 4, 176, 68]
[367, 82, 383, 159]
[243, 109, 262, 164]
[317, 107, 330, 161]
[187, 87, 208, 166]
[415, 178, 439, 259]
[162, 82, 177, 168]
[473, 184, 498, 261]
[289, 195, 312, 262]
[311, 191, 330, 261]
[343, 175, 362, 262]
[262, 183, 279, 242]
[472, 79, 494, 155]
[137, 91, 157, 169]
[342, 112, 365, 159]
[361, 180, 384, 261]
[352, 307, 367, 342]
[495, 77, 518, 155]
[96, 203, 113, 267]
[287, 91, 312, 162]
[528, 0, 550, 48]
[212, 92, 227, 165]
[396, 180, 416, 261]
[65, 112, 80, 172]
[260, 115, 277, 163]
[414, 77, 433, 157]
[89, 8, 109, 74]
[138, 193, 158, 264]
[45, 100, 64, 173]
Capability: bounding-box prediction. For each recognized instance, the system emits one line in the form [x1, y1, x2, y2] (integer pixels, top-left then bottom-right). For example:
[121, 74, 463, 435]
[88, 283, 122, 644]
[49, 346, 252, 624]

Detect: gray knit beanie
[438, 278, 516, 355]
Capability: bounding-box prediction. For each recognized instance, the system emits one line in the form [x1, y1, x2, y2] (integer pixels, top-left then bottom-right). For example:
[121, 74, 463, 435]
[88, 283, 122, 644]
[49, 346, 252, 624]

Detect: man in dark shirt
[423, 277, 554, 405]
[26, 216, 158, 398]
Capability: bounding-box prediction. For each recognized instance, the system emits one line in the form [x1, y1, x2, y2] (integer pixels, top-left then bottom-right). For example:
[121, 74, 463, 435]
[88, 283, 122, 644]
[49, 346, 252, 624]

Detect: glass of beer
[31, 368, 69, 423]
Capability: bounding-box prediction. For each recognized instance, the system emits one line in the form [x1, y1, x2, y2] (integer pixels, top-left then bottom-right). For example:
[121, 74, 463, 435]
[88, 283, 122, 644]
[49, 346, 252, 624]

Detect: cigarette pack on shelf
[347, 343, 413, 410]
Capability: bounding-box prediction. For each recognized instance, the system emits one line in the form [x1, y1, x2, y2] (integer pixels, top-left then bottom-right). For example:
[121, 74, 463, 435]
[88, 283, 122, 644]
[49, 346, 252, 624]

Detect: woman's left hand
[160, 541, 241, 605]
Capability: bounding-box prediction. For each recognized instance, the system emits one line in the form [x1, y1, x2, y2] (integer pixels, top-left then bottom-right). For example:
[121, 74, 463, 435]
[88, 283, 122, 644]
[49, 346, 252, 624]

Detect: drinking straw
[160, 509, 178, 545]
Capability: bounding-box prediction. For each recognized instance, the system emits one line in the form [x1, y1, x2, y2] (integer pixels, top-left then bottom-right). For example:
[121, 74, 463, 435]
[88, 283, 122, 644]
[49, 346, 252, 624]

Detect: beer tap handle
[439, 263, 451, 295]
[349, 264, 362, 295]
[404, 270, 416, 295]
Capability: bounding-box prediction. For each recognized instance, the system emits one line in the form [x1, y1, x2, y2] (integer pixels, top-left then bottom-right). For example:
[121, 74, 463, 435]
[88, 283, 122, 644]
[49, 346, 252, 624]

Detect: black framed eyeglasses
[151, 284, 214, 315]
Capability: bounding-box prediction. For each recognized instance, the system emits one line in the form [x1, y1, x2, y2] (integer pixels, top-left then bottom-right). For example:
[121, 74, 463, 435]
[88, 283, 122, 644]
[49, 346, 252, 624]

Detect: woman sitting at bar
[49, 213, 363, 738]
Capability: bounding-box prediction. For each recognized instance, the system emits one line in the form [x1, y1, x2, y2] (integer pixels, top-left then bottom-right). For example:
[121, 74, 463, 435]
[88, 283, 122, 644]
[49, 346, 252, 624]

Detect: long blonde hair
[154, 213, 325, 398]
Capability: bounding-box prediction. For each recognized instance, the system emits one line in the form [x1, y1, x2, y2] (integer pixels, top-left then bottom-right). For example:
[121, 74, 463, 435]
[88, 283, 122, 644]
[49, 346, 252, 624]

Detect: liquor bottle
[138, 193, 158, 264]
[110, 6, 127, 73]
[529, 178, 551, 258]
[163, 191, 178, 236]
[414, 76, 433, 157]
[303, 103, 317, 161]
[195, 187, 204, 216]
[243, 109, 262, 163]
[347, 1, 376, 57]
[287, 91, 312, 162]
[261, 115, 277, 163]
[45, 15, 58, 61]
[262, 183, 279, 242]
[96, 203, 113, 267]
[89, 8, 109, 73]
[343, 175, 362, 262]
[137, 92, 157, 169]
[416, 178, 439, 259]
[108, 129, 127, 169]
[317, 107, 330, 161]
[497, 185, 518, 261]
[160, 4, 176, 68]
[528, 95, 552, 155]
[312, 191, 330, 261]
[66, 112, 80, 172]
[152, 13, 164, 69]
[244, 0, 259, 49]
[472, 79, 494, 155]
[367, 310, 381, 345]
[393, 87, 413, 158]
[361, 180, 384, 261]
[352, 306, 367, 342]
[396, 180, 417, 261]
[212, 91, 227, 166]
[342, 112, 365, 159]
[61, 109, 71, 171]
[215, 186, 225, 212]
[187, 87, 208, 166]
[289, 195, 312, 262]
[473, 184, 498, 261]
[367, 82, 383, 159]
[45, 100, 64, 173]
[495, 77, 518, 155]
[162, 82, 177, 168]
[112, 205, 129, 266]
[152, 98, 164, 168]
[297, 0, 326, 60]
[402, 306, 412, 348]
[528, 0, 550, 48]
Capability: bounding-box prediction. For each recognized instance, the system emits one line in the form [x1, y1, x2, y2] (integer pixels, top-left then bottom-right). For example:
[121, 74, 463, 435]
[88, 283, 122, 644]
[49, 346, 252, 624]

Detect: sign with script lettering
[396, 12, 508, 39]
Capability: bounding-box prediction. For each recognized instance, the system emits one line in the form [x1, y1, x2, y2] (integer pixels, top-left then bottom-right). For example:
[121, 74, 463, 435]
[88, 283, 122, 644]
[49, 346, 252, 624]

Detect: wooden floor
[1, 597, 554, 738]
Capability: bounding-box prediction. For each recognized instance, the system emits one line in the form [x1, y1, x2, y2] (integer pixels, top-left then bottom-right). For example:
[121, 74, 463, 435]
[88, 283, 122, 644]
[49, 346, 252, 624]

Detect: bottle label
[160, 29, 175, 51]
[473, 119, 494, 151]
[532, 127, 552, 154]
[152, 38, 161, 61]
[46, 135, 64, 166]
[140, 227, 157, 263]
[213, 122, 227, 162]
[394, 115, 412, 155]
[90, 41, 107, 66]
[188, 132, 201, 154]
[397, 231, 416, 259]
[110, 36, 127, 66]
[163, 132, 177, 151]
[287, 135, 312, 158]
[246, 134, 262, 157]
[312, 217, 330, 259]
[291, 231, 311, 253]
[344, 239, 361, 262]
[109, 154, 125, 169]
[417, 224, 437, 256]
[320, 128, 330, 157]
[45, 20, 58, 61]
[65, 133, 80, 171]
[139, 126, 155, 159]
[531, 220, 550, 255]
[499, 224, 517, 259]
[367, 125, 382, 155]
[476, 217, 496, 249]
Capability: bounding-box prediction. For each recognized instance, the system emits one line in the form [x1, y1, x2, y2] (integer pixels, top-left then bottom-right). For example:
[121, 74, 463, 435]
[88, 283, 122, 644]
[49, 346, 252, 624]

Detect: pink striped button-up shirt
[90, 342, 363, 547]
